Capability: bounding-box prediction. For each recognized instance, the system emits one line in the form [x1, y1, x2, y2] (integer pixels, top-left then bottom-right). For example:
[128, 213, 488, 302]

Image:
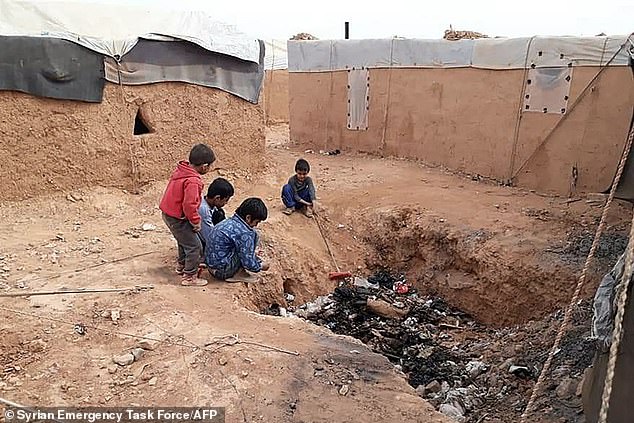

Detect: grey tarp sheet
[105, 39, 265, 104]
[288, 35, 633, 72]
[583, 252, 634, 423]
[0, 36, 104, 102]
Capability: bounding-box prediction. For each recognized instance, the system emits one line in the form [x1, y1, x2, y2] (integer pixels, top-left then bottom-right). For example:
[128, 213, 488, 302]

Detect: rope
[507, 35, 536, 180]
[379, 38, 395, 154]
[511, 34, 632, 181]
[598, 210, 634, 422]
[519, 109, 634, 422]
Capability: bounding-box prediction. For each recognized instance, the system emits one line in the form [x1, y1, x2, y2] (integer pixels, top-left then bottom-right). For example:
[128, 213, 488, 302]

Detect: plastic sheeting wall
[289, 66, 634, 195]
[289, 36, 633, 72]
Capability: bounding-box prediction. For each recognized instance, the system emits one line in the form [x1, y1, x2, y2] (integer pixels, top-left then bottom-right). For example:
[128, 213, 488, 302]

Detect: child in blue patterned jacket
[205, 197, 270, 282]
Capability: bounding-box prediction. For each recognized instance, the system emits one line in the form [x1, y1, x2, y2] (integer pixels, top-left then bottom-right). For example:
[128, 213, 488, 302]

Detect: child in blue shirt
[198, 178, 234, 249]
[205, 198, 270, 283]
[282, 158, 317, 218]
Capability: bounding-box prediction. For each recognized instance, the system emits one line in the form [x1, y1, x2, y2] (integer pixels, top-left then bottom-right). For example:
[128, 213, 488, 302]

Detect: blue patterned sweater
[204, 214, 262, 272]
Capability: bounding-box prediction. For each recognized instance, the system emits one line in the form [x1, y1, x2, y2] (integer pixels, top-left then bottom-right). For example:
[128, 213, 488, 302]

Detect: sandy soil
[0, 124, 630, 422]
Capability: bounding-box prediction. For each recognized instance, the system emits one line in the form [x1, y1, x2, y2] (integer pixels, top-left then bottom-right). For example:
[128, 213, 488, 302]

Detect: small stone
[555, 377, 576, 399]
[439, 404, 465, 422]
[338, 384, 350, 396]
[416, 385, 426, 397]
[148, 377, 157, 386]
[366, 299, 408, 319]
[425, 380, 442, 394]
[131, 348, 145, 361]
[112, 353, 134, 366]
[218, 357, 228, 366]
[441, 381, 451, 393]
[110, 310, 120, 322]
[107, 365, 118, 374]
[138, 332, 163, 351]
[241, 371, 249, 378]
[141, 223, 156, 232]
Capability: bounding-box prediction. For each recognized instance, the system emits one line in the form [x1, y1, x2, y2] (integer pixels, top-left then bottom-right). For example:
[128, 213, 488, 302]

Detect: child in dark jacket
[281, 158, 317, 218]
[205, 198, 270, 283]
[160, 144, 215, 286]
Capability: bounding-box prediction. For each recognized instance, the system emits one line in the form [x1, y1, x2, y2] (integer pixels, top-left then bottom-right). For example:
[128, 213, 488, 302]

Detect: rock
[305, 302, 322, 316]
[425, 380, 442, 394]
[441, 381, 451, 393]
[138, 332, 163, 351]
[218, 357, 228, 366]
[141, 223, 156, 231]
[107, 365, 118, 374]
[465, 360, 488, 378]
[499, 357, 515, 372]
[555, 377, 577, 399]
[338, 384, 350, 396]
[148, 377, 157, 386]
[110, 310, 120, 322]
[113, 353, 135, 366]
[416, 385, 426, 397]
[439, 404, 465, 422]
[366, 298, 408, 319]
[131, 348, 145, 361]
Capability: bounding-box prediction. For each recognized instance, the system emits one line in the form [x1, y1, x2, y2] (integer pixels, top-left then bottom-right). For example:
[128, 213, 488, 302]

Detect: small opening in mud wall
[133, 107, 152, 135]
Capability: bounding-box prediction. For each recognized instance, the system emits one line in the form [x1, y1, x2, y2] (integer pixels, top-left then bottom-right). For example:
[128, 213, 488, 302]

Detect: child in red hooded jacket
[160, 144, 215, 286]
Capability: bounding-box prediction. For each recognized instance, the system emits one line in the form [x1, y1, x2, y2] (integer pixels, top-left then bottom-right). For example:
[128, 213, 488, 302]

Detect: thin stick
[204, 335, 300, 356]
[0, 285, 153, 298]
[21, 251, 160, 284]
[0, 396, 65, 423]
[314, 214, 340, 272]
[240, 341, 300, 356]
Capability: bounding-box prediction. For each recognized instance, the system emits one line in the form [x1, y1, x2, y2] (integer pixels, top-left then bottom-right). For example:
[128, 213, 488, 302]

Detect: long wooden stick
[0, 285, 153, 298]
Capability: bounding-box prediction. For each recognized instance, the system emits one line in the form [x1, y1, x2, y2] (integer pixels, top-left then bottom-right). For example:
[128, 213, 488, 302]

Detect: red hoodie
[159, 161, 204, 224]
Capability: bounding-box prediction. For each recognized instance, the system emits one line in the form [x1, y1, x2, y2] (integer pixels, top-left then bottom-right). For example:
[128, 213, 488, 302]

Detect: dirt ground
[0, 124, 631, 422]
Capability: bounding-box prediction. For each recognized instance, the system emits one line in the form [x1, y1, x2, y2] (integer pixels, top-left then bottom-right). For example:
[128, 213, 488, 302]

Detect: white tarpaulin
[347, 68, 369, 130]
[289, 35, 633, 72]
[0, 0, 261, 63]
[264, 39, 288, 70]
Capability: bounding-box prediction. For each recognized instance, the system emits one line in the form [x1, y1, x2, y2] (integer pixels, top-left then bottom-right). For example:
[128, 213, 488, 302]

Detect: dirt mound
[0, 83, 264, 202]
[360, 207, 607, 326]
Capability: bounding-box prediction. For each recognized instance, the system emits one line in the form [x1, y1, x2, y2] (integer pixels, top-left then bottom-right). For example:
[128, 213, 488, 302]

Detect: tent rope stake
[520, 112, 634, 422]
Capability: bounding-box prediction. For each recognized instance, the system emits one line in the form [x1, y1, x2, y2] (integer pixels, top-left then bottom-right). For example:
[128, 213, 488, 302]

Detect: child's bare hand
[192, 222, 202, 233]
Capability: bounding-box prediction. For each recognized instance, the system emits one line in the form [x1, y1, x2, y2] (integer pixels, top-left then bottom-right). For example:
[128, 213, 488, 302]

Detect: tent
[262, 39, 290, 124]
[0, 0, 266, 201]
[287, 35, 634, 195]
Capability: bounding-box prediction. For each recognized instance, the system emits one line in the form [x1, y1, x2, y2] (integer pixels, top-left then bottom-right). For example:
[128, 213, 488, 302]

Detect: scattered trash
[285, 293, 295, 303]
[394, 280, 410, 294]
[352, 277, 379, 290]
[73, 323, 87, 336]
[328, 271, 352, 280]
[110, 310, 121, 323]
[338, 384, 350, 396]
[508, 365, 532, 379]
